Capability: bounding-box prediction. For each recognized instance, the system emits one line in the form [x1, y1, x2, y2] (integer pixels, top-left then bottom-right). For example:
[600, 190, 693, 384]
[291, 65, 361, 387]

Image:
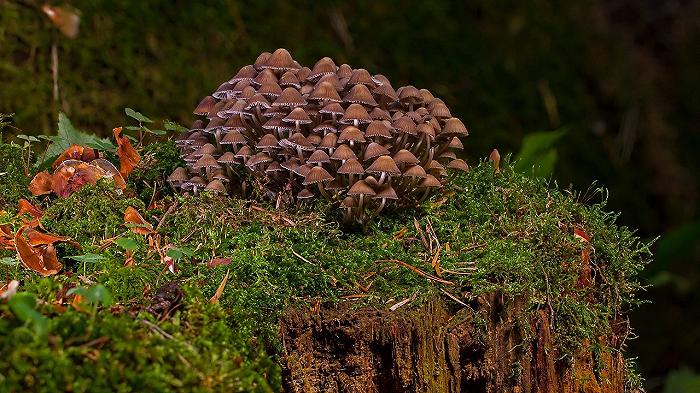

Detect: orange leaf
[113, 127, 140, 178]
[29, 171, 54, 196]
[209, 269, 230, 303]
[14, 227, 60, 276]
[124, 206, 153, 235]
[23, 227, 80, 249]
[17, 199, 43, 219]
[41, 244, 63, 272]
[53, 145, 86, 168]
[124, 249, 135, 267]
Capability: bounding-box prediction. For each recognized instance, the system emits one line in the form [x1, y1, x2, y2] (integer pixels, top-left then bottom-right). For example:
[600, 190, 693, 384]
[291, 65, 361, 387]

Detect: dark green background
[1, 1, 699, 391]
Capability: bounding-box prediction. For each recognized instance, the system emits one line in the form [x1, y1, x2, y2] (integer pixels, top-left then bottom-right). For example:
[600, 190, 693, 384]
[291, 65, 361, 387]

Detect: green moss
[0, 142, 30, 211]
[127, 140, 184, 203]
[41, 180, 146, 246]
[0, 162, 649, 390]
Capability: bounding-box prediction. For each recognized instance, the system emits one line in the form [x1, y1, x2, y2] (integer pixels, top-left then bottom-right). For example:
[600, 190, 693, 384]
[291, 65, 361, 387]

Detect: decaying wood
[279, 294, 628, 393]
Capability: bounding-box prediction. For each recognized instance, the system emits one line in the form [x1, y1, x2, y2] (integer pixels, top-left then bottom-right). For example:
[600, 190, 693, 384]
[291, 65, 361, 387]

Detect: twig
[291, 249, 313, 265]
[439, 288, 468, 307]
[155, 202, 177, 231]
[375, 259, 454, 285]
[413, 218, 429, 251]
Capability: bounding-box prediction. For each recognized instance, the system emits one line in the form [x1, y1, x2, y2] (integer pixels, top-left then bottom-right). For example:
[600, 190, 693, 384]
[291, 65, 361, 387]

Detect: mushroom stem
[316, 182, 330, 200]
[374, 198, 387, 215]
[378, 172, 387, 185]
[418, 188, 431, 204]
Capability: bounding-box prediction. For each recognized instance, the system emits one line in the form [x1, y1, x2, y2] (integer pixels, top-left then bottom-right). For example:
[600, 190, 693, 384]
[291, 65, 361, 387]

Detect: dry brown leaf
[52, 145, 94, 168]
[17, 199, 43, 220]
[14, 227, 61, 277]
[208, 258, 232, 268]
[209, 269, 230, 303]
[124, 206, 153, 235]
[41, 244, 63, 272]
[113, 127, 140, 178]
[29, 171, 54, 196]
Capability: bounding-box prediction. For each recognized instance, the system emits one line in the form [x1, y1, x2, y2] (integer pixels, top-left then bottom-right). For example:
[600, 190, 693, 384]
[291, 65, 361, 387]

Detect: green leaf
[67, 285, 114, 306]
[8, 293, 48, 337]
[513, 128, 567, 177]
[125, 108, 153, 123]
[115, 237, 140, 251]
[41, 113, 115, 165]
[145, 128, 167, 136]
[125, 126, 142, 131]
[167, 246, 194, 261]
[67, 253, 106, 263]
[163, 120, 188, 133]
[86, 284, 113, 306]
[16, 134, 40, 142]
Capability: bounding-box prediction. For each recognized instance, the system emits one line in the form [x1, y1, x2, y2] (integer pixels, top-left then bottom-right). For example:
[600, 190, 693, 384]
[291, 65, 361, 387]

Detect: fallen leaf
[209, 269, 230, 303]
[17, 199, 43, 221]
[42, 4, 80, 39]
[41, 244, 63, 272]
[23, 227, 80, 249]
[208, 258, 232, 268]
[29, 171, 54, 196]
[113, 127, 140, 178]
[53, 145, 87, 168]
[15, 227, 61, 276]
[124, 206, 153, 235]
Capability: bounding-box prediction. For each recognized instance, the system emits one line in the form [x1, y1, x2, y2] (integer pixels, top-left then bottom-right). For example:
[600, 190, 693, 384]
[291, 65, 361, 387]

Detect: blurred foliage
[1, 0, 699, 390]
[513, 128, 566, 177]
[663, 368, 700, 393]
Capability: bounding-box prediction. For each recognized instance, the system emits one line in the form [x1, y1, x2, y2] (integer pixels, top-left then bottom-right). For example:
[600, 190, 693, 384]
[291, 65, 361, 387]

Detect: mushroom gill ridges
[171, 48, 469, 225]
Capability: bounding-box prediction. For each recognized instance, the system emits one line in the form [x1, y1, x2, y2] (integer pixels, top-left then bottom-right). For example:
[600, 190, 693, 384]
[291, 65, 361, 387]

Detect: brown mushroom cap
[393, 149, 420, 165]
[366, 155, 401, 176]
[309, 81, 342, 103]
[205, 180, 227, 194]
[337, 126, 366, 143]
[193, 154, 221, 170]
[347, 68, 376, 88]
[217, 151, 237, 164]
[168, 167, 190, 183]
[348, 180, 376, 196]
[442, 118, 469, 136]
[319, 102, 345, 116]
[279, 71, 301, 88]
[229, 65, 257, 83]
[374, 185, 398, 200]
[221, 131, 247, 146]
[273, 87, 307, 107]
[307, 150, 331, 164]
[364, 142, 391, 160]
[343, 84, 378, 106]
[310, 57, 338, 80]
[337, 159, 365, 175]
[297, 189, 315, 199]
[449, 137, 464, 149]
[261, 48, 300, 71]
[282, 107, 312, 124]
[303, 166, 334, 185]
[419, 174, 442, 188]
[331, 144, 358, 161]
[256, 133, 280, 150]
[340, 104, 372, 125]
[447, 159, 469, 172]
[403, 164, 427, 179]
[194, 96, 217, 116]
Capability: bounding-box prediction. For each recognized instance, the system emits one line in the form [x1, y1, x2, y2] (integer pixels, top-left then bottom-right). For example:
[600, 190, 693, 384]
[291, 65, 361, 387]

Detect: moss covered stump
[0, 157, 647, 392]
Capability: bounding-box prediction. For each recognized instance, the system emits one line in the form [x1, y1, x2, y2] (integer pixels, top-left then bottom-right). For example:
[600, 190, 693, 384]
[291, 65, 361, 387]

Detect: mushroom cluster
[170, 48, 469, 225]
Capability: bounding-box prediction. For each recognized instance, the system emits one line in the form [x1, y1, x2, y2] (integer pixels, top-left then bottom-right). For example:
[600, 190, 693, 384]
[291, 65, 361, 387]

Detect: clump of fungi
[170, 48, 469, 225]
